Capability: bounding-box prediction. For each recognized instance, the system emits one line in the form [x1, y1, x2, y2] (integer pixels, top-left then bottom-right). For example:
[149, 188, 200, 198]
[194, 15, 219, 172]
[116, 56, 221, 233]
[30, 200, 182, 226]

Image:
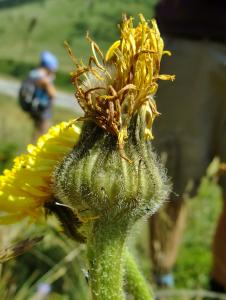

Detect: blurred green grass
[0, 0, 157, 90]
[176, 176, 222, 288]
[0, 93, 223, 299]
[0, 92, 76, 154]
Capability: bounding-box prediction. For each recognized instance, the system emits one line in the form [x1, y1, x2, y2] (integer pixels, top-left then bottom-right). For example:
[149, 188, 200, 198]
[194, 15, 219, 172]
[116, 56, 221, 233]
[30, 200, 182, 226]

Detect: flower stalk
[125, 249, 153, 300]
[87, 218, 129, 300]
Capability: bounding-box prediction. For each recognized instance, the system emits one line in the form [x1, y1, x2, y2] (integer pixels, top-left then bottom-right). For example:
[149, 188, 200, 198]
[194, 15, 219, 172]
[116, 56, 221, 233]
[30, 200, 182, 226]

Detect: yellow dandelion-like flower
[66, 14, 175, 154]
[0, 121, 80, 224]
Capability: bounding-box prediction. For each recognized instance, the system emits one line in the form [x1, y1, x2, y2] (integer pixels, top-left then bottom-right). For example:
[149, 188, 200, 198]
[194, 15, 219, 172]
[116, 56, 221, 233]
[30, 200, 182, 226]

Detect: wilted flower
[67, 14, 174, 158]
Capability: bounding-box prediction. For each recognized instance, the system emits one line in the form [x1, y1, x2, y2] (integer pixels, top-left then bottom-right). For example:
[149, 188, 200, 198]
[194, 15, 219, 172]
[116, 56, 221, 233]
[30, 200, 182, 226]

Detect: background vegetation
[0, 0, 224, 299]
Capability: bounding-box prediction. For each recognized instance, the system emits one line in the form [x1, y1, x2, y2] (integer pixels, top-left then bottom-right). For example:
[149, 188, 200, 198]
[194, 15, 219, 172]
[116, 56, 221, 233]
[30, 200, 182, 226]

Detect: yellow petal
[105, 40, 120, 61]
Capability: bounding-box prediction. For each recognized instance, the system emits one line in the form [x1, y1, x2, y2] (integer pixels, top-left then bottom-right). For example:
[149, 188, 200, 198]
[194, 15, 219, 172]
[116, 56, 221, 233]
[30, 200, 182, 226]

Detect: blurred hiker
[19, 51, 58, 142]
[150, 0, 226, 291]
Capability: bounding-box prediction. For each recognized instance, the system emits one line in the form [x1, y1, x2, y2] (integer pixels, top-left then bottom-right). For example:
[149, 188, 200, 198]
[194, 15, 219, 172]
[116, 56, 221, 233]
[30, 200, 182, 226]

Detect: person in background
[150, 0, 226, 292]
[19, 51, 58, 142]
[30, 51, 58, 142]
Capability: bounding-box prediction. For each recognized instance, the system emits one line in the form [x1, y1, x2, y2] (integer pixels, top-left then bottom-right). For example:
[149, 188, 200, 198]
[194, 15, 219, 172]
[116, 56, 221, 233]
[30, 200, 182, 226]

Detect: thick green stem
[87, 219, 128, 300]
[125, 249, 153, 300]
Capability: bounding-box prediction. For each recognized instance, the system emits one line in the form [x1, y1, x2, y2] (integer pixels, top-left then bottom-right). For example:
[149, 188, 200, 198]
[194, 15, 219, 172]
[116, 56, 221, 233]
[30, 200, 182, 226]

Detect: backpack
[18, 77, 50, 117]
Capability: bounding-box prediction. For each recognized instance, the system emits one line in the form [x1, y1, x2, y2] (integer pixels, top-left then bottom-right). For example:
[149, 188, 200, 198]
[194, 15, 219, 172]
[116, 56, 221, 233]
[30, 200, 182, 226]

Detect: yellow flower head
[0, 121, 80, 224]
[67, 14, 174, 151]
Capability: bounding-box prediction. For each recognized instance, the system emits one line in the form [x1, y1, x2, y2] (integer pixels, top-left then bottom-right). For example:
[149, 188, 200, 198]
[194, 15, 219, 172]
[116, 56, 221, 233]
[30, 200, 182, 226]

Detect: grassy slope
[0, 0, 156, 85]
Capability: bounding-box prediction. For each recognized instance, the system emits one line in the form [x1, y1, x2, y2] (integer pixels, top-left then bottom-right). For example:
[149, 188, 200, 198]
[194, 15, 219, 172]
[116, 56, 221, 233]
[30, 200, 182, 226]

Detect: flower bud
[54, 108, 169, 226]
